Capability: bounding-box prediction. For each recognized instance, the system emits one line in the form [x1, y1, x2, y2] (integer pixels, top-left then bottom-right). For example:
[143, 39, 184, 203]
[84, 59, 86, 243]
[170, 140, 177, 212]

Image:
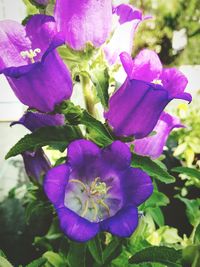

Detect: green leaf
[5, 125, 82, 159]
[194, 224, 200, 244]
[182, 245, 200, 267]
[103, 237, 123, 264]
[26, 257, 47, 267]
[131, 153, 175, 184]
[172, 166, 200, 180]
[144, 191, 170, 209]
[57, 101, 114, 146]
[43, 251, 65, 267]
[80, 111, 114, 146]
[67, 242, 86, 267]
[87, 235, 103, 265]
[147, 207, 165, 227]
[90, 67, 109, 108]
[0, 256, 13, 267]
[176, 196, 200, 227]
[129, 246, 182, 267]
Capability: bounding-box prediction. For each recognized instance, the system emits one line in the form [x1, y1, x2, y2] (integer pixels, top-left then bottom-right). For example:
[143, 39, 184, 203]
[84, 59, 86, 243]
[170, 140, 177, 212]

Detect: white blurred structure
[0, 0, 26, 121]
[172, 28, 188, 52]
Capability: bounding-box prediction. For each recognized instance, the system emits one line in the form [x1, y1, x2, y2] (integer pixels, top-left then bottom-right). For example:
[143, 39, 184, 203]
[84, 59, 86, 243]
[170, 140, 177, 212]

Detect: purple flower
[44, 139, 153, 242]
[104, 4, 149, 64]
[22, 150, 51, 183]
[104, 50, 191, 139]
[12, 111, 65, 182]
[54, 0, 112, 50]
[11, 111, 65, 132]
[0, 15, 72, 112]
[134, 112, 184, 159]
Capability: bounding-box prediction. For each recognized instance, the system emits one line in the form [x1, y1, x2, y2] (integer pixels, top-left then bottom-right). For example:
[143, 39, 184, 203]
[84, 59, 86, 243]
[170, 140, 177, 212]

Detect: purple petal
[0, 16, 72, 112]
[100, 206, 138, 237]
[114, 4, 142, 24]
[54, 0, 112, 50]
[0, 20, 31, 69]
[25, 15, 57, 60]
[101, 141, 131, 170]
[5, 51, 72, 112]
[134, 112, 184, 159]
[104, 5, 143, 64]
[121, 49, 163, 82]
[57, 207, 99, 242]
[44, 164, 70, 208]
[67, 139, 101, 180]
[161, 68, 190, 100]
[122, 168, 153, 206]
[11, 111, 65, 132]
[105, 79, 169, 138]
[22, 149, 51, 182]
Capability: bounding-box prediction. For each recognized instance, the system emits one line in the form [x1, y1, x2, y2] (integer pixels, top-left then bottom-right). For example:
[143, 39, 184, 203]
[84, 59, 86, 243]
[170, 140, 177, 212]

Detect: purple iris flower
[44, 139, 153, 242]
[54, 0, 112, 50]
[104, 50, 192, 139]
[12, 111, 65, 182]
[104, 4, 149, 64]
[134, 112, 184, 159]
[0, 15, 72, 112]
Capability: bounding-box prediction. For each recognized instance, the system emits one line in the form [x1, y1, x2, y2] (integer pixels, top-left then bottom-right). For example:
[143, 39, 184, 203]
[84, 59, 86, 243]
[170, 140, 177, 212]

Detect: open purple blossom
[104, 4, 149, 64]
[44, 139, 153, 242]
[133, 112, 184, 159]
[54, 0, 112, 50]
[104, 50, 192, 139]
[12, 111, 65, 182]
[0, 15, 72, 112]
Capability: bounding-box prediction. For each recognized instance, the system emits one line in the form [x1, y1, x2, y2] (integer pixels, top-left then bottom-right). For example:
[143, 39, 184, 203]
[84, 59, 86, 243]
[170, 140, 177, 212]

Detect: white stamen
[20, 48, 41, 63]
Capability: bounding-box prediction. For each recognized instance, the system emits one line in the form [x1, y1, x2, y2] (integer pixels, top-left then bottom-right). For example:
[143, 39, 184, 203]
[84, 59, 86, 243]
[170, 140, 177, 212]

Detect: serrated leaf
[131, 153, 175, 184]
[80, 111, 114, 146]
[87, 235, 103, 265]
[6, 125, 82, 159]
[172, 167, 200, 180]
[129, 246, 182, 267]
[91, 67, 109, 108]
[26, 257, 47, 267]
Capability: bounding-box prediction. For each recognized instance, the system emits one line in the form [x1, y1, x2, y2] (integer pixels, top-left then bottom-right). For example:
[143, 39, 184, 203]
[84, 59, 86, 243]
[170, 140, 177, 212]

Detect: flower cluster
[2, 0, 191, 242]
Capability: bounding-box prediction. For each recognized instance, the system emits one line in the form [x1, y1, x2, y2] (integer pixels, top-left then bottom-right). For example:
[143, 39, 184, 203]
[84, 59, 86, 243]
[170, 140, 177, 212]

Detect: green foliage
[129, 246, 182, 266]
[176, 196, 200, 227]
[131, 0, 200, 65]
[131, 153, 175, 184]
[5, 125, 82, 159]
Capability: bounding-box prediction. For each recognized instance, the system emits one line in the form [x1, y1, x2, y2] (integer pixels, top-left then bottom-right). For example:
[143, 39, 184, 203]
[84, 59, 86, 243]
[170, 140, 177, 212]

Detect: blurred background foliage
[131, 0, 200, 65]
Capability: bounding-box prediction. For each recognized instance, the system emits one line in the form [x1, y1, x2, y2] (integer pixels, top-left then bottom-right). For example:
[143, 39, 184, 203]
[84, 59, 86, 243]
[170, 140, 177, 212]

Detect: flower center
[152, 79, 163, 86]
[64, 176, 121, 222]
[20, 48, 41, 63]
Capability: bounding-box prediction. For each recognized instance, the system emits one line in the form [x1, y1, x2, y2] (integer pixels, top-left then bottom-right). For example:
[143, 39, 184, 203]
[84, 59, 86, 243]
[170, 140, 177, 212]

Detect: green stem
[81, 75, 97, 117]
